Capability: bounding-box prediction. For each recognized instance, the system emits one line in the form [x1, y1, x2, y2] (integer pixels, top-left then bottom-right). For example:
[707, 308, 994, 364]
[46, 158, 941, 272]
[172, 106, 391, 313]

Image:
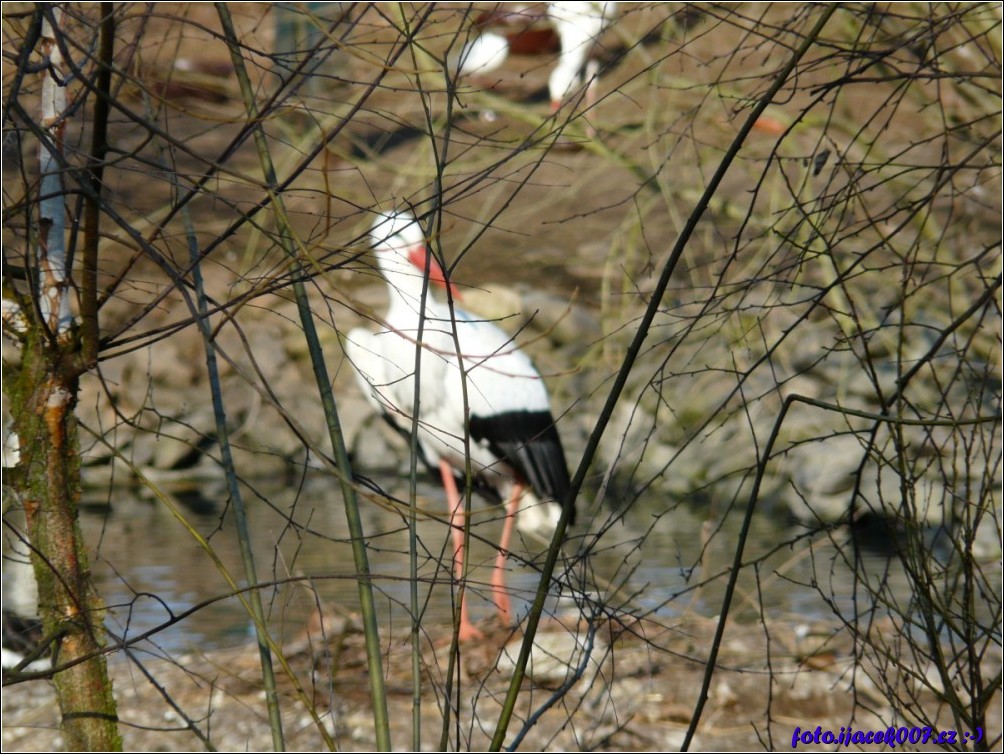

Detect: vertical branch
[78, 2, 115, 368]
[488, 5, 838, 750]
[390, 15, 439, 749]
[215, 4, 392, 750]
[182, 194, 286, 752]
[36, 5, 73, 336]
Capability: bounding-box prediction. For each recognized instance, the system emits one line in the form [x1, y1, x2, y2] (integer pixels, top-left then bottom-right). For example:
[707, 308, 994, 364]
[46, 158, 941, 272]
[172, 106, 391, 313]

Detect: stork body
[345, 212, 572, 641]
[453, 30, 510, 78]
[546, 1, 618, 110]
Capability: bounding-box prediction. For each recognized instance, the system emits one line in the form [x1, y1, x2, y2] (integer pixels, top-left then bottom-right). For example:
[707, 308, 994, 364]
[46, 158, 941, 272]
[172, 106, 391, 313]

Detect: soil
[4, 610, 961, 752]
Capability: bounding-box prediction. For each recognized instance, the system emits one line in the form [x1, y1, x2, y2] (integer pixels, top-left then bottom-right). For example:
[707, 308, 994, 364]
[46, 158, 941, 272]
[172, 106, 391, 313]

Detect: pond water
[8, 470, 950, 660]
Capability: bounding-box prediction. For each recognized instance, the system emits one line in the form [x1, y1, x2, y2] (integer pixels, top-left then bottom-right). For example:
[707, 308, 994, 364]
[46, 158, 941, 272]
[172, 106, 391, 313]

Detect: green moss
[7, 326, 121, 750]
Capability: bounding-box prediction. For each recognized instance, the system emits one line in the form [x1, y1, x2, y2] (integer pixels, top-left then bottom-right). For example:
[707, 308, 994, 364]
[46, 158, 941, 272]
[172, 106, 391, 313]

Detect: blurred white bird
[453, 2, 618, 113]
[453, 30, 510, 77]
[547, 2, 617, 111]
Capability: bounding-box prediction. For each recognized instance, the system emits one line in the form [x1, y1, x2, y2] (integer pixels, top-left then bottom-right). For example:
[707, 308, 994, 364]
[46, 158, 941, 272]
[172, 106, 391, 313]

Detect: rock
[458, 284, 524, 325]
[520, 289, 601, 347]
[498, 622, 611, 688]
[460, 285, 601, 350]
[784, 432, 951, 525]
[349, 410, 410, 473]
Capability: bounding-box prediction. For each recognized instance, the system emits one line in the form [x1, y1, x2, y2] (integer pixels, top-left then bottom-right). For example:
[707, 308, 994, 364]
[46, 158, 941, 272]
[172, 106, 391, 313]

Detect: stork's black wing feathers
[378, 412, 504, 504]
[469, 411, 574, 525]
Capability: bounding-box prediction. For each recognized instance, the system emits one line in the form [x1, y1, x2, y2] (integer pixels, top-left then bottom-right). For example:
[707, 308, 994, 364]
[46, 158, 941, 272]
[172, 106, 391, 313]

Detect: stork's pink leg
[492, 483, 523, 628]
[440, 460, 482, 642]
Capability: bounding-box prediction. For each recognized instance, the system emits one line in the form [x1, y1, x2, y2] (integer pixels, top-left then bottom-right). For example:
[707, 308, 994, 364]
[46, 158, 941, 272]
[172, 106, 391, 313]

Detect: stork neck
[378, 249, 441, 316]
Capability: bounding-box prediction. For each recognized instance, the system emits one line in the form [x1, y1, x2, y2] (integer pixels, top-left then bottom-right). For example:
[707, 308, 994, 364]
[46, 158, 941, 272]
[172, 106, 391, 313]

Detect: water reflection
[68, 473, 974, 657]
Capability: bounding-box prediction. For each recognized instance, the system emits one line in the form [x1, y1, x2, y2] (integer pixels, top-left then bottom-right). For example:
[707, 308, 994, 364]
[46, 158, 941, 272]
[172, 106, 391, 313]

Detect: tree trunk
[11, 329, 122, 751]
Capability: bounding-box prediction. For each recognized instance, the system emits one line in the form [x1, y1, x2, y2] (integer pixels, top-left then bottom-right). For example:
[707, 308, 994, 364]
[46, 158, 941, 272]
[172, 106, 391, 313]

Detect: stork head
[369, 210, 424, 253]
[368, 211, 458, 298]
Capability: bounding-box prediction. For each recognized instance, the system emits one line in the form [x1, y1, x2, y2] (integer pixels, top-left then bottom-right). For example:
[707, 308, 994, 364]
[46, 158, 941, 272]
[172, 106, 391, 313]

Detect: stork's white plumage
[547, 1, 618, 110]
[453, 2, 618, 111]
[453, 31, 510, 77]
[345, 211, 572, 641]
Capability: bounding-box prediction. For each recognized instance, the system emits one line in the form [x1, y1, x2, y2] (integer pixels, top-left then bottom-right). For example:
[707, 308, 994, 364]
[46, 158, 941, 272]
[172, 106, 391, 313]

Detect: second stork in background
[455, 2, 618, 113]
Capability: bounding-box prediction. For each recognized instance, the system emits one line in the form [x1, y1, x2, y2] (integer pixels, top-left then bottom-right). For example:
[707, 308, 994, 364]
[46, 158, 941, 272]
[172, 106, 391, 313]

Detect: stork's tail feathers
[515, 488, 563, 537]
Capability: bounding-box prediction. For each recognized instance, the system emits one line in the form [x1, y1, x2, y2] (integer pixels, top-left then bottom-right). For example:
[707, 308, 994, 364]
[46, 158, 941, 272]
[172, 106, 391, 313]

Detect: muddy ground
[8, 609, 984, 752]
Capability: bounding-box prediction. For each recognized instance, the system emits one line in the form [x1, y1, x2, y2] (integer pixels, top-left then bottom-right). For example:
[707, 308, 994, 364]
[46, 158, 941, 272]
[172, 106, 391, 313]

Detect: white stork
[546, 1, 618, 111]
[344, 211, 573, 641]
[454, 2, 618, 112]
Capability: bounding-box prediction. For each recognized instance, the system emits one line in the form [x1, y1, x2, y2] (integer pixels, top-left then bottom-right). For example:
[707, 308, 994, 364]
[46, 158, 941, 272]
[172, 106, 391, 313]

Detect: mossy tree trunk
[10, 329, 122, 751]
[4, 4, 122, 750]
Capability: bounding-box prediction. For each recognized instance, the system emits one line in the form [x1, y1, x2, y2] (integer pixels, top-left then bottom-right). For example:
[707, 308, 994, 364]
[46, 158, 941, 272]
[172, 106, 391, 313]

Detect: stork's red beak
[408, 244, 462, 301]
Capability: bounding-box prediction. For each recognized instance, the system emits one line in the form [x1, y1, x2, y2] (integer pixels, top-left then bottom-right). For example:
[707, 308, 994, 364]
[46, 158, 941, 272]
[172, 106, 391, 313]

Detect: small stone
[498, 623, 610, 688]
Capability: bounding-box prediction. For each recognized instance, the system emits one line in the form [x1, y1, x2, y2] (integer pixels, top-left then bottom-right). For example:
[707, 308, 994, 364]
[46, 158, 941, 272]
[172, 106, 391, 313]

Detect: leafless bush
[2, 3, 999, 751]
